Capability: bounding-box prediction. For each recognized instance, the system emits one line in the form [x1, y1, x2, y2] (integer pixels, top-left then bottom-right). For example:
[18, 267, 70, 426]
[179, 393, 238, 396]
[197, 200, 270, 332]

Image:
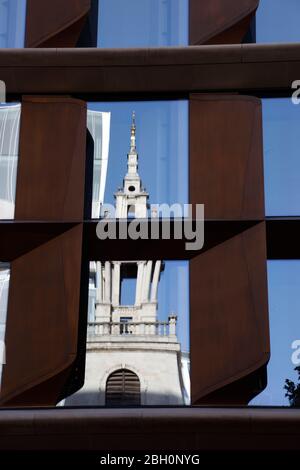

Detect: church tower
[65, 114, 188, 407]
[114, 112, 149, 218]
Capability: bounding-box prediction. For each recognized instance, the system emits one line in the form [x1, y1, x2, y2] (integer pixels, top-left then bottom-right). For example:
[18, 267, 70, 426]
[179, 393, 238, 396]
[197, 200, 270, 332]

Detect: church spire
[130, 111, 136, 153]
[127, 111, 138, 176]
[114, 112, 149, 218]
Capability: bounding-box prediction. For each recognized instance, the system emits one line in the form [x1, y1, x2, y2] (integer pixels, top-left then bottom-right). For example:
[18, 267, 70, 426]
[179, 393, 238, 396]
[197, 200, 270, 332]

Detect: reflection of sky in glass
[88, 101, 188, 209]
[157, 261, 189, 352]
[256, 0, 300, 43]
[263, 98, 300, 216]
[251, 261, 300, 406]
[97, 0, 188, 47]
[0, 0, 26, 48]
[120, 277, 136, 306]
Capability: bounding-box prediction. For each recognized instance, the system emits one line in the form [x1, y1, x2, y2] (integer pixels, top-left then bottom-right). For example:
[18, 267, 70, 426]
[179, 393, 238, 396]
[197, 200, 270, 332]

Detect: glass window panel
[251, 261, 300, 406]
[263, 98, 300, 216]
[256, 0, 300, 43]
[97, 0, 188, 47]
[87, 110, 111, 218]
[65, 259, 190, 407]
[88, 100, 188, 217]
[61, 100, 189, 407]
[0, 0, 26, 48]
[0, 104, 21, 220]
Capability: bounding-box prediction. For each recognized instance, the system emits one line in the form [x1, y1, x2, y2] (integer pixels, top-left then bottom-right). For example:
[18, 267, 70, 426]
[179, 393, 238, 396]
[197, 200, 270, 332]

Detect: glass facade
[263, 98, 300, 216]
[97, 0, 188, 47]
[256, 0, 300, 43]
[251, 261, 300, 406]
[0, 0, 26, 48]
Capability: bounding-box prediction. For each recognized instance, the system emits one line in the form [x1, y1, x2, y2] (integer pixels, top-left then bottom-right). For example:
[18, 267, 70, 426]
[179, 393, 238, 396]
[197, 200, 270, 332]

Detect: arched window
[105, 369, 141, 407]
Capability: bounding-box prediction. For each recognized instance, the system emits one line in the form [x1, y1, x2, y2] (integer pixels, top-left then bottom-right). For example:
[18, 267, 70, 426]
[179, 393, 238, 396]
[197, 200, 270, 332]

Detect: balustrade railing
[88, 319, 177, 337]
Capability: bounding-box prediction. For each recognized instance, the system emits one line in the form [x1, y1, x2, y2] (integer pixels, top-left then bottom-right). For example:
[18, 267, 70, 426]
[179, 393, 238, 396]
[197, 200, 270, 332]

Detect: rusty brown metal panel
[190, 222, 270, 405]
[15, 96, 87, 221]
[0, 225, 83, 406]
[190, 94, 265, 220]
[189, 0, 259, 45]
[25, 0, 91, 47]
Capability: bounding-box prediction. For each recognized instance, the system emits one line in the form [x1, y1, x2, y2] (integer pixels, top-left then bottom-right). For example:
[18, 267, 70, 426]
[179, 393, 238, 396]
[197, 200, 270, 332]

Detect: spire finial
[130, 111, 136, 152]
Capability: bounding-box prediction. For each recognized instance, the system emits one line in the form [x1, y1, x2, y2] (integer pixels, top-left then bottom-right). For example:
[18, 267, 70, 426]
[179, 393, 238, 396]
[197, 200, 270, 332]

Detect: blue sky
[256, 0, 300, 43]
[97, 0, 188, 47]
[263, 98, 300, 216]
[252, 96, 300, 405]
[251, 261, 300, 406]
[0, 0, 26, 48]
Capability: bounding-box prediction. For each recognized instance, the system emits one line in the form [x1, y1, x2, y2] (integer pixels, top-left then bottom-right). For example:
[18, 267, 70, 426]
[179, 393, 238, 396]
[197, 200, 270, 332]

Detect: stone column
[112, 261, 121, 306]
[135, 261, 144, 305]
[143, 260, 153, 302]
[104, 261, 111, 303]
[150, 260, 161, 301]
[96, 261, 102, 303]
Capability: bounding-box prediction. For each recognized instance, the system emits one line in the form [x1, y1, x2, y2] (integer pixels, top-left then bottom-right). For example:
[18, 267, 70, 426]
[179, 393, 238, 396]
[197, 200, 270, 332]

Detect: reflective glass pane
[62, 99, 190, 407]
[88, 100, 188, 217]
[97, 0, 188, 47]
[263, 98, 300, 216]
[65, 260, 190, 406]
[0, 0, 26, 48]
[87, 110, 111, 218]
[256, 0, 300, 43]
[0, 104, 21, 220]
[251, 261, 300, 406]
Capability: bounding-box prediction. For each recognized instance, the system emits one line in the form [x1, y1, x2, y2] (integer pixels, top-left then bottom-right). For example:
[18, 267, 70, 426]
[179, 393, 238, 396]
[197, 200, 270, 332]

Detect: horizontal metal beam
[2, 218, 300, 260]
[0, 407, 299, 451]
[0, 44, 299, 97]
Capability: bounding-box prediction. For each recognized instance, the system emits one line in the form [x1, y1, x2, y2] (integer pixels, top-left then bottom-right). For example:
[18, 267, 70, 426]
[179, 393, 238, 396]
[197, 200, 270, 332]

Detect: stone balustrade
[88, 317, 177, 338]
